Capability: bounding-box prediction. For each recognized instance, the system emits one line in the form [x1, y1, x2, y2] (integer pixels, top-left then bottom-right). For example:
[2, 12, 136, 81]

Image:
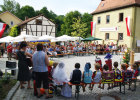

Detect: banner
[91, 22, 93, 36]
[91, 21, 96, 36]
[0, 22, 7, 38]
[125, 16, 131, 36]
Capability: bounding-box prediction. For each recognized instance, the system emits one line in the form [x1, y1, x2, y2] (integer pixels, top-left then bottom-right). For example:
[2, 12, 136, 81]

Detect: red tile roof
[91, 0, 140, 15]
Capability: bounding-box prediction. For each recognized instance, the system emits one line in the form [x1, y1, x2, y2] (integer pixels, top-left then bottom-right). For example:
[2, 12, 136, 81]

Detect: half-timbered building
[18, 15, 56, 37]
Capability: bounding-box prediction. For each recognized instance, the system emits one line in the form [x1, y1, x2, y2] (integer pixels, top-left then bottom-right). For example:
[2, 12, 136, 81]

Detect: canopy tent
[82, 37, 102, 41]
[0, 36, 15, 43]
[38, 35, 55, 40]
[30, 40, 50, 42]
[12, 34, 38, 42]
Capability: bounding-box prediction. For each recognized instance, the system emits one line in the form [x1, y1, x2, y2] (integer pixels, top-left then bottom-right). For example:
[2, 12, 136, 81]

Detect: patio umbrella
[82, 37, 102, 41]
[38, 35, 55, 40]
[0, 36, 15, 43]
[70, 37, 83, 41]
[56, 35, 72, 41]
[12, 34, 38, 42]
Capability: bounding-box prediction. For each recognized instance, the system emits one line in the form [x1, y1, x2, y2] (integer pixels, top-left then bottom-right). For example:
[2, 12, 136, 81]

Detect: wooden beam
[26, 24, 27, 35]
[30, 24, 34, 36]
[49, 26, 53, 36]
[27, 24, 55, 27]
[36, 24, 37, 36]
[46, 25, 47, 35]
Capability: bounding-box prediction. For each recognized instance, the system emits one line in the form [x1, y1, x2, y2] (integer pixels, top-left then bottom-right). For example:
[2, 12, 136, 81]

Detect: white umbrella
[56, 35, 72, 41]
[70, 37, 83, 41]
[38, 35, 55, 40]
[0, 36, 15, 43]
[51, 38, 61, 42]
[12, 34, 38, 42]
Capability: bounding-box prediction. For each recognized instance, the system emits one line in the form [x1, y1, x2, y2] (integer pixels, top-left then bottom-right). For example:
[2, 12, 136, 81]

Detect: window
[118, 33, 123, 40]
[105, 33, 109, 40]
[36, 19, 42, 25]
[97, 17, 101, 24]
[106, 15, 110, 23]
[11, 21, 13, 25]
[119, 13, 124, 22]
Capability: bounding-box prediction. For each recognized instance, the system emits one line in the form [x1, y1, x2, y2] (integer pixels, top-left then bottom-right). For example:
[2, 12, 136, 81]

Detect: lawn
[0, 78, 17, 100]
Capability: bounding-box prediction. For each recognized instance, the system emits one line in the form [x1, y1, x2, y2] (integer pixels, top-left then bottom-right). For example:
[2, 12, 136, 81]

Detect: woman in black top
[16, 41, 32, 89]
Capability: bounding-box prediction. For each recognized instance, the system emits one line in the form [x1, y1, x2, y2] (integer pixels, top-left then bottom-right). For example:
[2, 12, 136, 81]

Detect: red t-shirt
[7, 45, 12, 53]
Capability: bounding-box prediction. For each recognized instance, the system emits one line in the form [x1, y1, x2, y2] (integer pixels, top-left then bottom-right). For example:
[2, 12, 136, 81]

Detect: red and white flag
[125, 16, 131, 36]
[0, 22, 7, 38]
[91, 21, 96, 36]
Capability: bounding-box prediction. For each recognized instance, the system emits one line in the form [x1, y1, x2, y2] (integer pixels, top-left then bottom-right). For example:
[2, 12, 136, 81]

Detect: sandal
[37, 94, 43, 98]
[27, 87, 33, 89]
[20, 86, 25, 89]
[46, 95, 53, 99]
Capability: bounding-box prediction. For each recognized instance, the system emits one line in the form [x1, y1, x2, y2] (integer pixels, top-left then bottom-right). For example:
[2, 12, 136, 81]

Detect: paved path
[0, 53, 140, 100]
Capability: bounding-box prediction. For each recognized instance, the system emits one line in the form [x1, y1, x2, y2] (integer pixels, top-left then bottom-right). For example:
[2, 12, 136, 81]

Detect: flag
[91, 22, 93, 36]
[0, 22, 7, 38]
[125, 16, 131, 36]
[91, 21, 96, 36]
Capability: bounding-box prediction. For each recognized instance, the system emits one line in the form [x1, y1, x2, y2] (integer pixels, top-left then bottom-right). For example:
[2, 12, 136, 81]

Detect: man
[7, 43, 13, 60]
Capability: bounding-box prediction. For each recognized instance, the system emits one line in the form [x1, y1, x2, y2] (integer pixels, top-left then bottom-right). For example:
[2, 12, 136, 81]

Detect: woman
[16, 41, 32, 89]
[32, 43, 53, 98]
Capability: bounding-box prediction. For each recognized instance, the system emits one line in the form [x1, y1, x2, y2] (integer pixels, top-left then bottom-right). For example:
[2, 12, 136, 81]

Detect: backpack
[123, 70, 133, 82]
[102, 71, 114, 84]
[114, 69, 123, 82]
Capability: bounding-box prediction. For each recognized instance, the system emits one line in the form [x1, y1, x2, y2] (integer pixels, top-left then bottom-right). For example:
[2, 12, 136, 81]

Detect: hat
[104, 53, 112, 59]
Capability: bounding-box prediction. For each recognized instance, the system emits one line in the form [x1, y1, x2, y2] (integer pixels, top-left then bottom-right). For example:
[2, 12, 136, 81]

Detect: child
[91, 63, 102, 89]
[82, 63, 92, 92]
[113, 62, 121, 87]
[105, 53, 112, 71]
[101, 64, 114, 89]
[53, 62, 68, 85]
[131, 64, 139, 78]
[70, 63, 82, 84]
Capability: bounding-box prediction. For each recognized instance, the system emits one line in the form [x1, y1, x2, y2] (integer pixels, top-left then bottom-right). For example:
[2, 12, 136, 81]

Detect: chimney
[25, 16, 28, 20]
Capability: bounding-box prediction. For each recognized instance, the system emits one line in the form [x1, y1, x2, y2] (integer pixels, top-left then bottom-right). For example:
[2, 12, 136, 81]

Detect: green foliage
[19, 5, 36, 20]
[9, 25, 18, 37]
[71, 17, 88, 38]
[61, 11, 81, 36]
[82, 13, 92, 37]
[0, 0, 20, 15]
[123, 51, 130, 64]
[0, 0, 92, 37]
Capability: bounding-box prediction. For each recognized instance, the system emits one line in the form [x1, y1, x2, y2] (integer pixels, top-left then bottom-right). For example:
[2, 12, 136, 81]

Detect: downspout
[132, 6, 136, 51]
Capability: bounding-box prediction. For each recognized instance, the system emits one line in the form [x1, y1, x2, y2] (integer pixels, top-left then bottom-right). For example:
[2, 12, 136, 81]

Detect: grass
[0, 78, 17, 100]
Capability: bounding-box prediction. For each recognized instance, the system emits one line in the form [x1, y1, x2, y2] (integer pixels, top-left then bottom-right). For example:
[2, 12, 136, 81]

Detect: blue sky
[0, 0, 101, 15]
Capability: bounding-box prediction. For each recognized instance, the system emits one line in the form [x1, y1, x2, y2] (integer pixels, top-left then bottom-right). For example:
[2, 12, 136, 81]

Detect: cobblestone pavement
[0, 53, 140, 100]
[12, 81, 140, 100]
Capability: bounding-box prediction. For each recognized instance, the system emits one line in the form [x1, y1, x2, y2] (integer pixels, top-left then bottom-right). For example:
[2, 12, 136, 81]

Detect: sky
[0, 0, 101, 15]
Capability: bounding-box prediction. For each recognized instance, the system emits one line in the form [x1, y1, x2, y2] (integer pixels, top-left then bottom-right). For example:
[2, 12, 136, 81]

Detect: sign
[99, 27, 118, 32]
[137, 40, 140, 47]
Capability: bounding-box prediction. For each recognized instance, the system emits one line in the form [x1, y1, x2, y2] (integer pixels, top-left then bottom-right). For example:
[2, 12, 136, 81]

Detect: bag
[61, 83, 72, 97]
[0, 69, 3, 77]
[26, 58, 32, 67]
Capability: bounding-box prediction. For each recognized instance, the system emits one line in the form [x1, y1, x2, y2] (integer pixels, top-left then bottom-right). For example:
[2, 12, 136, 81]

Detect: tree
[82, 13, 92, 37]
[9, 25, 18, 37]
[71, 17, 88, 38]
[19, 5, 36, 20]
[61, 11, 81, 36]
[55, 15, 64, 37]
[0, 0, 20, 15]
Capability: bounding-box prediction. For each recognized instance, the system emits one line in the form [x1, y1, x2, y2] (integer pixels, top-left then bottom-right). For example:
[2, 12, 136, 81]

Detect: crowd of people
[0, 41, 128, 59]
[0, 41, 139, 99]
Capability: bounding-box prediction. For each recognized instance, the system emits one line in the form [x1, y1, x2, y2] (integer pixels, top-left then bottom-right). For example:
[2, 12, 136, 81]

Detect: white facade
[20, 15, 56, 37]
